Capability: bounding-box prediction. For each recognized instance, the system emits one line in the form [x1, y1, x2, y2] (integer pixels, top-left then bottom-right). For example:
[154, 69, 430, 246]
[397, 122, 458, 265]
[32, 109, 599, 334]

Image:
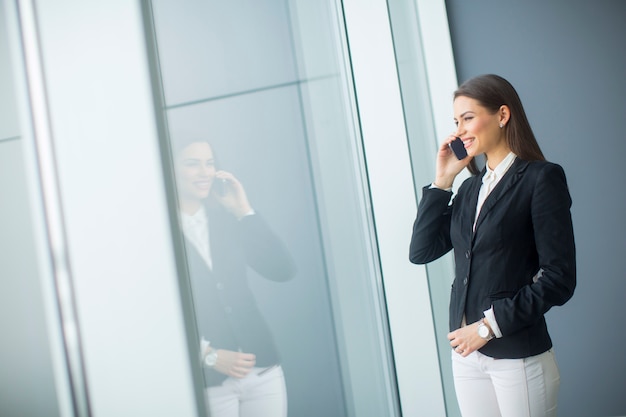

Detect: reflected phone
[449, 137, 467, 160]
[213, 178, 228, 196]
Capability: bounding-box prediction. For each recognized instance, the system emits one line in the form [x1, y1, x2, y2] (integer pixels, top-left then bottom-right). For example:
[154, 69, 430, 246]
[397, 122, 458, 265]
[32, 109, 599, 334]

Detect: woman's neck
[485, 145, 512, 170]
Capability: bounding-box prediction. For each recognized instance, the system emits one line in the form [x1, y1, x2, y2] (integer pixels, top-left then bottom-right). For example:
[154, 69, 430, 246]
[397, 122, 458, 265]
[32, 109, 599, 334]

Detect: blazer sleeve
[239, 212, 297, 282]
[409, 185, 455, 264]
[492, 163, 576, 335]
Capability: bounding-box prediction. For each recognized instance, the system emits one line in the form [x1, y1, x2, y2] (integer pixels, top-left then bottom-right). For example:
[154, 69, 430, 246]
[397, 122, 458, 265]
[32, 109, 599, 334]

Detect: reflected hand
[447, 320, 488, 357]
[434, 134, 473, 189]
[212, 171, 253, 219]
[213, 349, 256, 379]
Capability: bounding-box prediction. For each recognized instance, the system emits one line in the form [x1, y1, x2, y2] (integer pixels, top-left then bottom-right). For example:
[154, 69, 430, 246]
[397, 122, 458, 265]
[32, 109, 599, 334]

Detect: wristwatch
[477, 320, 494, 341]
[204, 349, 218, 367]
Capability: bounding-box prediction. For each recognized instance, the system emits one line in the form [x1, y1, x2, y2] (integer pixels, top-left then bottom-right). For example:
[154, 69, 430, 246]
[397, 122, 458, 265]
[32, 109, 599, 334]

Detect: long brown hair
[454, 74, 545, 174]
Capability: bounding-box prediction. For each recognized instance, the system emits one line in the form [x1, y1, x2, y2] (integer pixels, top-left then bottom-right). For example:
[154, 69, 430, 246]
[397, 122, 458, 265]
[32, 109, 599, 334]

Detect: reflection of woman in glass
[174, 139, 296, 417]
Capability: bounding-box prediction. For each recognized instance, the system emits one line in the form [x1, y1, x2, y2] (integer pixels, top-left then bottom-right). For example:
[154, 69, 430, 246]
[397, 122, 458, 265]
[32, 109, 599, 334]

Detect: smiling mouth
[462, 138, 475, 148]
[194, 180, 211, 190]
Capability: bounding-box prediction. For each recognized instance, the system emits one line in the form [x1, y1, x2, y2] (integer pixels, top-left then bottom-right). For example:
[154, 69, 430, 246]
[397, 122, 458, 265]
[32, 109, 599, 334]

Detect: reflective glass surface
[148, 1, 400, 416]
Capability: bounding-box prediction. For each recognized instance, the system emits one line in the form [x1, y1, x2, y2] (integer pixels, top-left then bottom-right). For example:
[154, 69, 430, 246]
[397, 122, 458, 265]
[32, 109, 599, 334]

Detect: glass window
[386, 0, 462, 416]
[146, 1, 400, 416]
[0, 2, 76, 415]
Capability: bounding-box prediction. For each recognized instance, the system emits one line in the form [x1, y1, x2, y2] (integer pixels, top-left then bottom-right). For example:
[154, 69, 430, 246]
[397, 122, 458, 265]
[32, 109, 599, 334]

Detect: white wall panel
[18, 1, 203, 415]
[341, 0, 446, 415]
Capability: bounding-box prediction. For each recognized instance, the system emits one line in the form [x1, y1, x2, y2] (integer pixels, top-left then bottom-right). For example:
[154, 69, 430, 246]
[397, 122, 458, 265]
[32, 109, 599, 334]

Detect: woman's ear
[499, 105, 511, 127]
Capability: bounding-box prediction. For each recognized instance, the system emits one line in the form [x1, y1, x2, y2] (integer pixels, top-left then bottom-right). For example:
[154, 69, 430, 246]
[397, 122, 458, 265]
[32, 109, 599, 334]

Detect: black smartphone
[449, 137, 467, 160]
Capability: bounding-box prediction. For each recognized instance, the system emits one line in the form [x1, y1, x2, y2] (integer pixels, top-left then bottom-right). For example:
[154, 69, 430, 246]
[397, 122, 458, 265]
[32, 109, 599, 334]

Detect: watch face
[205, 351, 218, 367]
[478, 324, 490, 339]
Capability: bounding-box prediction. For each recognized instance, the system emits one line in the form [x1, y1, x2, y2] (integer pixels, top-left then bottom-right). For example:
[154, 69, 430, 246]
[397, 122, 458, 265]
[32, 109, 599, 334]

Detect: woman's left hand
[212, 170, 253, 219]
[447, 320, 489, 357]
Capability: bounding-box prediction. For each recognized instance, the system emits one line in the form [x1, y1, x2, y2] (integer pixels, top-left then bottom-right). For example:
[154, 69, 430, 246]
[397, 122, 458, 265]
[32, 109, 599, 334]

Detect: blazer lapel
[473, 159, 529, 233]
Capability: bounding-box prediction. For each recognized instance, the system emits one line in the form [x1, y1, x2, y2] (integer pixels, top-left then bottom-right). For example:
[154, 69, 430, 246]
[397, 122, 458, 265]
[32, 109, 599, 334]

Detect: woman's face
[175, 142, 216, 202]
[453, 96, 508, 159]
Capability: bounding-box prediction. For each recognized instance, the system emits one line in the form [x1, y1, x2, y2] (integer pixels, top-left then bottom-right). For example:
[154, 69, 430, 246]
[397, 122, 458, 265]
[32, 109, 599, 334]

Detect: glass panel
[386, 1, 460, 416]
[147, 1, 400, 416]
[0, 1, 69, 416]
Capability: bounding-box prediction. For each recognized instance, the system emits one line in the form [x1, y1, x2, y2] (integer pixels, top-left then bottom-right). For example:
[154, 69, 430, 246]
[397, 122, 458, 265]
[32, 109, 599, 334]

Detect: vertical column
[341, 0, 446, 415]
[2, 0, 80, 415]
[11, 0, 204, 416]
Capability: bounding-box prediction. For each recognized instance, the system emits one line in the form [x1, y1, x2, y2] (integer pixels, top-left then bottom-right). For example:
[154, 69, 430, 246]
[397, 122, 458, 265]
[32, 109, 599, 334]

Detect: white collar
[181, 205, 207, 225]
[484, 152, 517, 182]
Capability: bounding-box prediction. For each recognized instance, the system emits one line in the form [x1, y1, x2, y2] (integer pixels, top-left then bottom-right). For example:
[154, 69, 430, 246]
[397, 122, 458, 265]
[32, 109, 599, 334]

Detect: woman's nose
[199, 165, 212, 176]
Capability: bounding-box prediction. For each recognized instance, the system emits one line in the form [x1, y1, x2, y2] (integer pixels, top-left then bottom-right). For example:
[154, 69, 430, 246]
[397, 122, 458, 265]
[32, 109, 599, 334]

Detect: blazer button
[465, 250, 471, 259]
[463, 277, 468, 285]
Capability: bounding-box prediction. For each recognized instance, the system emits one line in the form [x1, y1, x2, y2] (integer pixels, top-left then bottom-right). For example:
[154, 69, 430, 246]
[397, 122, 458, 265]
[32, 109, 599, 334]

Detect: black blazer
[184, 204, 296, 385]
[409, 158, 576, 359]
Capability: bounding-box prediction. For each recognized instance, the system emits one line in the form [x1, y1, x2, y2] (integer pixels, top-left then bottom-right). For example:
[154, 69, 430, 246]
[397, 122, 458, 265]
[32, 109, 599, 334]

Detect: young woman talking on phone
[409, 74, 576, 417]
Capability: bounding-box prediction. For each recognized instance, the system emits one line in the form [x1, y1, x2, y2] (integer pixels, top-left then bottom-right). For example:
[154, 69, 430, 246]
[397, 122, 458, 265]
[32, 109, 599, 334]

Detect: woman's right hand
[213, 349, 256, 379]
[434, 134, 473, 189]
[212, 171, 254, 220]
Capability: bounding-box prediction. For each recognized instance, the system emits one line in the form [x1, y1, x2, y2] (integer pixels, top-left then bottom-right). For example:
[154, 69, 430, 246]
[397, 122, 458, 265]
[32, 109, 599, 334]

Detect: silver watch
[204, 349, 218, 367]
[477, 321, 494, 341]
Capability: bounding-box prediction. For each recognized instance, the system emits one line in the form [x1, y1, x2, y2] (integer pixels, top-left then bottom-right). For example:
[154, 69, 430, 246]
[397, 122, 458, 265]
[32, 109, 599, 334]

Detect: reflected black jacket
[409, 159, 576, 359]
[185, 203, 296, 386]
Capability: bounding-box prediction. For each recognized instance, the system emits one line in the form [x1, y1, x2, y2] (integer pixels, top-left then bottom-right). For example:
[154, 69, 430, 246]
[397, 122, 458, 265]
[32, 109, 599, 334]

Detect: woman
[174, 138, 296, 417]
[409, 74, 576, 417]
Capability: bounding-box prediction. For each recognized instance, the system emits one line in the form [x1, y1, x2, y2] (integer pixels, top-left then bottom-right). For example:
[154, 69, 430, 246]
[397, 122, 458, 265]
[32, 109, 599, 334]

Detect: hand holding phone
[212, 172, 253, 219]
[448, 137, 467, 160]
[213, 178, 228, 196]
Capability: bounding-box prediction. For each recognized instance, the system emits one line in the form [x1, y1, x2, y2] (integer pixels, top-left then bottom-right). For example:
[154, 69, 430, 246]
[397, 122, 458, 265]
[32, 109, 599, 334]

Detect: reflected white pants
[205, 365, 287, 417]
[452, 349, 560, 417]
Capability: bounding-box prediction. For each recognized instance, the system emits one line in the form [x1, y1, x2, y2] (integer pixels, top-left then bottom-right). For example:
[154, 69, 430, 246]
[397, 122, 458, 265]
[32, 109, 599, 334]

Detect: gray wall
[445, 1, 626, 416]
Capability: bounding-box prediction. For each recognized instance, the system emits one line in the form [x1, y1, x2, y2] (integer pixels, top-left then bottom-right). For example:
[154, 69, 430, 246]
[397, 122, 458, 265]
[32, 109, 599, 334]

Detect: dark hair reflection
[173, 138, 296, 417]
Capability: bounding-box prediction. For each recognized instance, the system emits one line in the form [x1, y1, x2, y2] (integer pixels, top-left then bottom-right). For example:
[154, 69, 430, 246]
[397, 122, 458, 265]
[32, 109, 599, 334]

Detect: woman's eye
[464, 117, 473, 122]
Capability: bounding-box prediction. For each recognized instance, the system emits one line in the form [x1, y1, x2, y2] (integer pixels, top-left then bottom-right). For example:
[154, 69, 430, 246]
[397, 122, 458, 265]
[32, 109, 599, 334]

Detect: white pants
[452, 349, 560, 417]
[205, 365, 287, 417]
